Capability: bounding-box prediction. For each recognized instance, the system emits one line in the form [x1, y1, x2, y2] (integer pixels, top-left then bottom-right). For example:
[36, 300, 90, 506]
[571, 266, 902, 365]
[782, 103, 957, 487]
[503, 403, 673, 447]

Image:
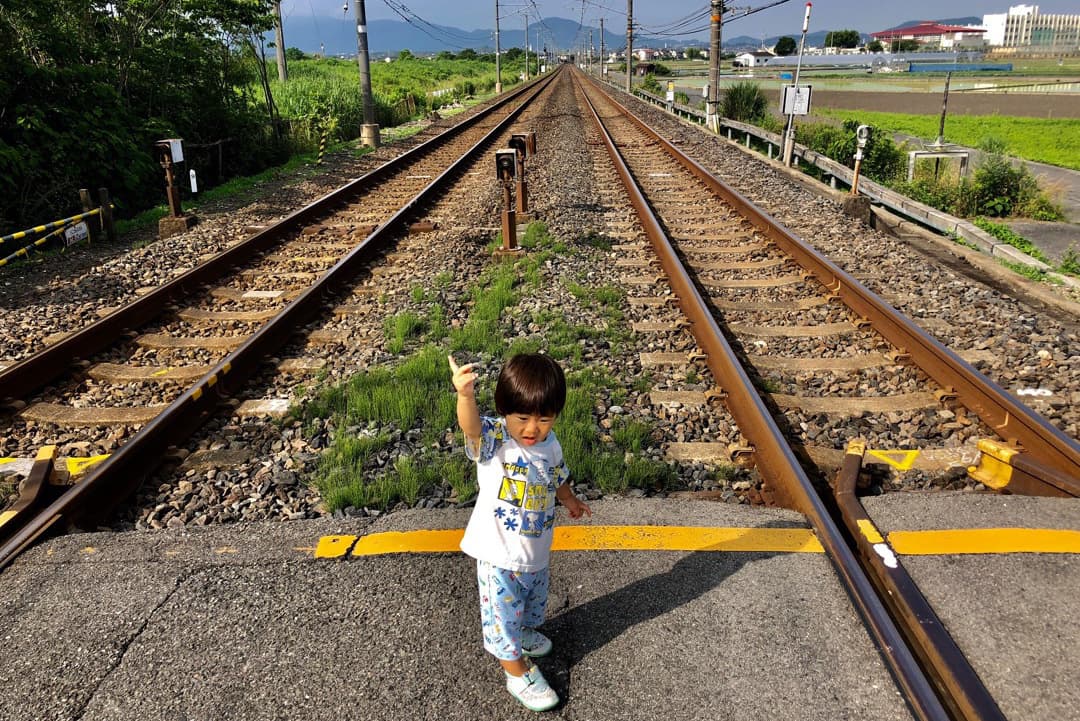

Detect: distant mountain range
[277, 15, 984, 57]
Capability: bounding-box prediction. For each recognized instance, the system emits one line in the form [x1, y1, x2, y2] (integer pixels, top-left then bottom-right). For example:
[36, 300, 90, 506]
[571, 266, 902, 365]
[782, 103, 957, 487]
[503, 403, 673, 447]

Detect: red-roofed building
[871, 21, 987, 49]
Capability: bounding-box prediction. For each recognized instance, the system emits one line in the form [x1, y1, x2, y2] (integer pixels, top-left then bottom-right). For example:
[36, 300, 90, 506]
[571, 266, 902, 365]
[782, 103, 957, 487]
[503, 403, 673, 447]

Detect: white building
[734, 50, 775, 67]
[982, 5, 1080, 50]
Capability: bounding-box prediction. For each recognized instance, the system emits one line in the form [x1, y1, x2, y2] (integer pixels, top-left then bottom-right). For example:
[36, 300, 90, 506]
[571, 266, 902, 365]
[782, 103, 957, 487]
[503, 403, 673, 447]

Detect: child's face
[505, 412, 557, 447]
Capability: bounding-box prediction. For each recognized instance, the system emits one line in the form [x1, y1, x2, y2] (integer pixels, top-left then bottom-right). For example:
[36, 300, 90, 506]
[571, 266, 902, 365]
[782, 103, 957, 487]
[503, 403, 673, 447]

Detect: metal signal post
[782, 2, 811, 166]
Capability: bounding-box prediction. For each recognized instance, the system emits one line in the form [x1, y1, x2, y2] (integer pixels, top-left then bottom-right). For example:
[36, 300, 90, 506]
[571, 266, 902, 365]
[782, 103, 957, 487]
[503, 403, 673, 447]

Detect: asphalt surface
[864, 494, 1080, 721]
[1, 499, 914, 721]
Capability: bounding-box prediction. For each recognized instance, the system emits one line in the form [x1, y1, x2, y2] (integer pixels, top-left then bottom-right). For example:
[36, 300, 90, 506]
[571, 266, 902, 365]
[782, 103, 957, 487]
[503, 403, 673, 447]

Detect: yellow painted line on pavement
[309, 526, 825, 559]
[889, 528, 1080, 555]
[551, 526, 823, 553]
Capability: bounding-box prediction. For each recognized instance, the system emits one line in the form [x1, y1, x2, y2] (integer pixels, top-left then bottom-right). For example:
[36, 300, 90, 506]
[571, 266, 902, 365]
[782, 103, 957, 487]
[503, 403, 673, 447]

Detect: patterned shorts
[476, 560, 550, 661]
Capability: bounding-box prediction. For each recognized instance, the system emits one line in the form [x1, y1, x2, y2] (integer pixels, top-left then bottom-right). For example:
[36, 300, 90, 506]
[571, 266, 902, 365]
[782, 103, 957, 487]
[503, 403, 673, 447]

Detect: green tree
[867, 40, 884, 53]
[457, 48, 478, 60]
[686, 47, 702, 60]
[398, 49, 414, 60]
[0, 0, 281, 231]
[825, 29, 861, 48]
[285, 47, 307, 61]
[774, 36, 797, 55]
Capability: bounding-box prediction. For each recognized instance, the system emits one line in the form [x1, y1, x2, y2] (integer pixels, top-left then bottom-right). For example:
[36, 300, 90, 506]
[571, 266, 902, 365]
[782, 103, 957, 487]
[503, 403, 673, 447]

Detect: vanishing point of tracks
[2, 65, 1078, 721]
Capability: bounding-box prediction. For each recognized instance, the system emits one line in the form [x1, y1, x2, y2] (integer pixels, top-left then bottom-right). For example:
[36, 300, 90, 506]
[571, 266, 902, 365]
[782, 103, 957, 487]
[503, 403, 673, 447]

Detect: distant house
[733, 50, 775, 67]
[871, 21, 987, 49]
[636, 48, 659, 61]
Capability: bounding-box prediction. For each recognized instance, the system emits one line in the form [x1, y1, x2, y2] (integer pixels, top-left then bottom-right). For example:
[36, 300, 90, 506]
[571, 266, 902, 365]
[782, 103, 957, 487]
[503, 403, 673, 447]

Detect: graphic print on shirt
[496, 453, 558, 539]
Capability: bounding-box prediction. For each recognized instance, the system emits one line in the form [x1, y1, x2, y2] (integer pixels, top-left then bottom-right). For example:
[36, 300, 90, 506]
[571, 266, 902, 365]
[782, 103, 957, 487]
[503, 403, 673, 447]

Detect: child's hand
[564, 495, 592, 519]
[448, 355, 478, 397]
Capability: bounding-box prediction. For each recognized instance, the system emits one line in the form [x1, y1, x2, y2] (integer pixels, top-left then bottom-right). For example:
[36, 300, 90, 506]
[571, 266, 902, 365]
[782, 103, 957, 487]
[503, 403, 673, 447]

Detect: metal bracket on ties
[886, 348, 911, 364]
[687, 350, 707, 364]
[934, 386, 959, 404]
[704, 387, 728, 406]
[853, 317, 873, 330]
[727, 440, 755, 466]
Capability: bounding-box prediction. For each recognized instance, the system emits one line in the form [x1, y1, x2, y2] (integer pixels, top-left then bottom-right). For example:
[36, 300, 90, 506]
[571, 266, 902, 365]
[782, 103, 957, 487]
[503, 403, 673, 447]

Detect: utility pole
[589, 29, 593, 73]
[625, 0, 633, 92]
[273, 1, 287, 82]
[524, 12, 530, 80]
[353, 0, 379, 147]
[495, 0, 502, 93]
[706, 0, 723, 132]
[600, 18, 605, 78]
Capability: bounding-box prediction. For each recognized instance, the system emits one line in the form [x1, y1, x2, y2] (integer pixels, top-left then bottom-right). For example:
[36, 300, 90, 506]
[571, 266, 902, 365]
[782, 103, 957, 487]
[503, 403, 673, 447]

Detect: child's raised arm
[448, 355, 482, 444]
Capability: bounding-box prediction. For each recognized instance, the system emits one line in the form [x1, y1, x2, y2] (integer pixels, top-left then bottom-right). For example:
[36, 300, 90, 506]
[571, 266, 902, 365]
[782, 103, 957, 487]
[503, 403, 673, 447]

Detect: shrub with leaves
[720, 81, 768, 123]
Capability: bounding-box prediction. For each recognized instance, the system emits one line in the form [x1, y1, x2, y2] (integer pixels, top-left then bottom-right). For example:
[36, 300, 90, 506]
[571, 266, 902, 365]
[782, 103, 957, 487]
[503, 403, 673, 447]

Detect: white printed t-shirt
[459, 416, 570, 573]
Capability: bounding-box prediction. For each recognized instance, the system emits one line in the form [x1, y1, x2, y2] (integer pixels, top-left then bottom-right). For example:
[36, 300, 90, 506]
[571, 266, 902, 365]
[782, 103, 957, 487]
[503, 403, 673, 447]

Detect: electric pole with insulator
[706, 0, 723, 132]
[353, 0, 379, 147]
[495, 1, 503, 93]
[625, 0, 633, 92]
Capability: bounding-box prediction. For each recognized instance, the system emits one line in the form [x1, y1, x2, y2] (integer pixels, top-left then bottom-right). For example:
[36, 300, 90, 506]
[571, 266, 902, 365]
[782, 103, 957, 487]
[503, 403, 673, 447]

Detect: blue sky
[281, 1, 1080, 40]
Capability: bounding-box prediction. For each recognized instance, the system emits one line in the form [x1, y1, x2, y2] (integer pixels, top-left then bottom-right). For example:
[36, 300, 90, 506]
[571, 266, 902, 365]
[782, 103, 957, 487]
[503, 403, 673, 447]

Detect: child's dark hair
[494, 353, 566, 417]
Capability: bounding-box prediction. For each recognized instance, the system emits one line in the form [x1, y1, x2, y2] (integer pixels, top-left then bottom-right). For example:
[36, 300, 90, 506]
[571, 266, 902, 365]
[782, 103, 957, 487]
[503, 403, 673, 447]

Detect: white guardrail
[622, 83, 1057, 274]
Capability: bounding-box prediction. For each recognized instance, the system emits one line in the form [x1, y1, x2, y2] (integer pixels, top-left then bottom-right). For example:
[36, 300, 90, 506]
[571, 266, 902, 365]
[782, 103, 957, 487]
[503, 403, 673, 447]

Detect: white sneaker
[521, 627, 553, 657]
[506, 664, 559, 712]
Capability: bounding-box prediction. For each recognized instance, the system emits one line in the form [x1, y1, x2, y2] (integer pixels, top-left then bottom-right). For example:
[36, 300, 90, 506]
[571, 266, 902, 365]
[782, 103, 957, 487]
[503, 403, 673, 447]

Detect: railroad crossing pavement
[1, 498, 915, 721]
[3, 496, 1079, 721]
[863, 494, 1080, 721]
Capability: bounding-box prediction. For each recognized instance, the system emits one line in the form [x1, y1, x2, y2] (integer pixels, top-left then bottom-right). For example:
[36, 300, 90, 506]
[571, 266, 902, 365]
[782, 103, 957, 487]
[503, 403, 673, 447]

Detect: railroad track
[2, 65, 1077, 721]
[0, 71, 559, 565]
[571, 67, 1080, 721]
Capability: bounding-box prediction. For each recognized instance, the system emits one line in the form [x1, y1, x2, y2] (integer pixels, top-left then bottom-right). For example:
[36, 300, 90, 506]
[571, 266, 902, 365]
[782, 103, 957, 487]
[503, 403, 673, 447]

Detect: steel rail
[572, 68, 954, 721]
[0, 69, 562, 570]
[834, 443, 1007, 721]
[582, 75, 1080, 491]
[0, 74, 547, 405]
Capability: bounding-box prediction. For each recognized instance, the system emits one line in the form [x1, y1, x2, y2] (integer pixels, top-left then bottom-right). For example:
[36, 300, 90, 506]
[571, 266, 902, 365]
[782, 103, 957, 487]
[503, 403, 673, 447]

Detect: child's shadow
[540, 521, 800, 694]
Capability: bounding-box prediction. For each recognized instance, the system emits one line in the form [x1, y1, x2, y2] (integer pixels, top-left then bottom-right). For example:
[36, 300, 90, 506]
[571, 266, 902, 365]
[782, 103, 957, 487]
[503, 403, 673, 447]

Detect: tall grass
[270, 56, 509, 152]
[303, 224, 677, 510]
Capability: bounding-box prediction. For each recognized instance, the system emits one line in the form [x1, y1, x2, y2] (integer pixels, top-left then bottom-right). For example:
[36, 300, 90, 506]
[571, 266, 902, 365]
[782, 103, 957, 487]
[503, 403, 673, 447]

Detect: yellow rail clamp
[967, 438, 1018, 490]
[66, 454, 110, 478]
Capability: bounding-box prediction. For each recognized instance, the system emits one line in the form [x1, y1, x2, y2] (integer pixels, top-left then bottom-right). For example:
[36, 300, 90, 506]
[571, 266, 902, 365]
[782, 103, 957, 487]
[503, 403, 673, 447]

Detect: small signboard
[780, 85, 812, 115]
[160, 138, 185, 163]
[63, 221, 90, 247]
[666, 81, 675, 103]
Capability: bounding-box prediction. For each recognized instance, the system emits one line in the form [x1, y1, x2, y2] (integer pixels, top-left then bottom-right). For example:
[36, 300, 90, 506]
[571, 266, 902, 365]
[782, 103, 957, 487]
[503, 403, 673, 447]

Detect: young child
[448, 352, 592, 712]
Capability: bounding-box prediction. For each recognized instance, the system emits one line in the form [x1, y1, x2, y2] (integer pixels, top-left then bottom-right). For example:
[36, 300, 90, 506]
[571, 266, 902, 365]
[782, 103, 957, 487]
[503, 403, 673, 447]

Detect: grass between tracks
[297, 222, 678, 512]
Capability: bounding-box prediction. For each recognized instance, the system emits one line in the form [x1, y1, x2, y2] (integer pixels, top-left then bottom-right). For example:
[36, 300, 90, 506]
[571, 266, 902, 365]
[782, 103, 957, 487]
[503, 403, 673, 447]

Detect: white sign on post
[189, 169, 199, 193]
[780, 85, 812, 115]
[64, 221, 90, 247]
[168, 138, 184, 163]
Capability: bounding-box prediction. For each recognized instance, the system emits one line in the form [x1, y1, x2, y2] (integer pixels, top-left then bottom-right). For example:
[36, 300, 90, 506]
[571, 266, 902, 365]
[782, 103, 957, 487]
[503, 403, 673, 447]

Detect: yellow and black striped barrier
[0, 207, 102, 249]
[0, 225, 66, 268]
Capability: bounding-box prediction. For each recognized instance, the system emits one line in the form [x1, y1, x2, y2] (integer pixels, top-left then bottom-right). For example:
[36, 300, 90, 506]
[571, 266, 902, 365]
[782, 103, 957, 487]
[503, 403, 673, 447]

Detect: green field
[814, 109, 1080, 170]
[269, 55, 521, 149]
